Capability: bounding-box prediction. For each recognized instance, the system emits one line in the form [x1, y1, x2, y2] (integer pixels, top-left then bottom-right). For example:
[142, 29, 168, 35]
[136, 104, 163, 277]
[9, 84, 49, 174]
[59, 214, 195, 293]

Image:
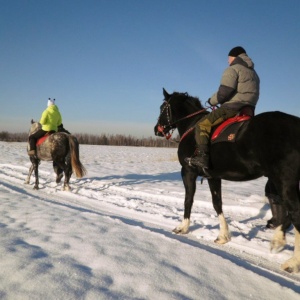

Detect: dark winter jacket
[209, 54, 260, 110]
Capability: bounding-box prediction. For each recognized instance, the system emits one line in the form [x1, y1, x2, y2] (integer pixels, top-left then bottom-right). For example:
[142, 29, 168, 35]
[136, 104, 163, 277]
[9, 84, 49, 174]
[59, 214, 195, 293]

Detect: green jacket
[40, 105, 62, 131]
[210, 54, 260, 110]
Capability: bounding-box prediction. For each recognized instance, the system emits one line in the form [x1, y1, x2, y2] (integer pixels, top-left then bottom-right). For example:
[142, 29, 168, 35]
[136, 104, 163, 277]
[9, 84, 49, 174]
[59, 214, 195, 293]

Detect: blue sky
[1, 0, 300, 137]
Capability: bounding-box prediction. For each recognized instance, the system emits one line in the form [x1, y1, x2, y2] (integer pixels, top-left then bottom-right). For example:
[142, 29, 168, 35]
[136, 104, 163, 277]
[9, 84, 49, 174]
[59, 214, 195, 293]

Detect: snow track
[0, 162, 299, 284]
[0, 142, 300, 298]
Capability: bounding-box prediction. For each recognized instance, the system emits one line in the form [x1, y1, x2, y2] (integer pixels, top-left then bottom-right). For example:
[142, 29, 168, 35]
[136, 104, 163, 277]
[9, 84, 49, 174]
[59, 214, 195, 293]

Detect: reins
[170, 108, 208, 127]
[157, 107, 209, 143]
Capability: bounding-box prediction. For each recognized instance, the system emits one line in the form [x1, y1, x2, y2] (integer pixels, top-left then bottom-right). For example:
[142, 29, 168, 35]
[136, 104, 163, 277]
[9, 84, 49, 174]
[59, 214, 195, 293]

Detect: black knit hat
[228, 46, 246, 57]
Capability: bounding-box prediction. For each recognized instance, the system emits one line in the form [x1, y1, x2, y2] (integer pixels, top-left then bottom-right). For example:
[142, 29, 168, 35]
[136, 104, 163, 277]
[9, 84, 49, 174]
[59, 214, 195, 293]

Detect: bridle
[157, 100, 174, 140]
[157, 98, 208, 141]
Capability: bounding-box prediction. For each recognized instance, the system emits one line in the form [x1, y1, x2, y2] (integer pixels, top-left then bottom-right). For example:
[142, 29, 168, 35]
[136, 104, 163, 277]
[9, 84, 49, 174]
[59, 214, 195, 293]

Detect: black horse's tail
[68, 135, 87, 178]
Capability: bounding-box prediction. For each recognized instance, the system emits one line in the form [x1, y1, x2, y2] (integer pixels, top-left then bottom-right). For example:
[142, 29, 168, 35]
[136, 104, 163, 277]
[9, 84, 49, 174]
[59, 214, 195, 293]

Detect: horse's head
[154, 88, 204, 139]
[29, 120, 42, 136]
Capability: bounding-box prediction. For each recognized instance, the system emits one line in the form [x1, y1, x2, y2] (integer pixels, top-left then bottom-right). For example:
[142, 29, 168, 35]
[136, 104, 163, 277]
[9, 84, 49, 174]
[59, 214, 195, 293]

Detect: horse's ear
[163, 88, 170, 100]
[31, 119, 34, 124]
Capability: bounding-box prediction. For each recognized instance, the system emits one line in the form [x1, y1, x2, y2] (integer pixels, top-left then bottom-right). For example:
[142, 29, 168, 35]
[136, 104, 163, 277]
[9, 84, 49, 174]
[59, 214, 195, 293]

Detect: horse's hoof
[281, 257, 300, 273]
[63, 186, 71, 192]
[172, 228, 181, 234]
[214, 236, 230, 244]
[173, 219, 190, 234]
[172, 227, 188, 234]
[270, 239, 286, 253]
[33, 186, 39, 190]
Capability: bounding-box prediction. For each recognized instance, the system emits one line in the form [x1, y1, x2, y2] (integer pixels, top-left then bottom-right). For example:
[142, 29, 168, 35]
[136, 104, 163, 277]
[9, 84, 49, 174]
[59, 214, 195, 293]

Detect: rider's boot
[186, 144, 209, 168]
[28, 149, 36, 156]
[28, 138, 37, 156]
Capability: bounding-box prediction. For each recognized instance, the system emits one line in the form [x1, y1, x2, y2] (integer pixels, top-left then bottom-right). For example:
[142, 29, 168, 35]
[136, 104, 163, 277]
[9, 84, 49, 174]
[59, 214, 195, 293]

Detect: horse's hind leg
[31, 158, 40, 190]
[265, 179, 291, 229]
[272, 180, 300, 272]
[282, 184, 300, 273]
[63, 158, 73, 191]
[54, 157, 72, 191]
[53, 162, 63, 183]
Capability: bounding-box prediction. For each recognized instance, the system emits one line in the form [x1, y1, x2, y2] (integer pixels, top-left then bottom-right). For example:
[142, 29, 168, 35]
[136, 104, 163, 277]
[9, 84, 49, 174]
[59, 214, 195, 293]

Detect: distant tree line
[0, 131, 28, 142]
[0, 131, 178, 148]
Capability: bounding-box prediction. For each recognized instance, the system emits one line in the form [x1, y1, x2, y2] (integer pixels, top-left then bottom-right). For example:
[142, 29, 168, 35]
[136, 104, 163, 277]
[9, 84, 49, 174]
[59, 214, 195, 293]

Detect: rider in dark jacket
[187, 46, 260, 169]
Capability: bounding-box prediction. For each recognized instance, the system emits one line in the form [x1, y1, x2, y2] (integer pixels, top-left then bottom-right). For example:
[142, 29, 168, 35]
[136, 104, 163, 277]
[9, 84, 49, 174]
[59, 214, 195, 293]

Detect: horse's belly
[37, 144, 53, 161]
[220, 172, 263, 182]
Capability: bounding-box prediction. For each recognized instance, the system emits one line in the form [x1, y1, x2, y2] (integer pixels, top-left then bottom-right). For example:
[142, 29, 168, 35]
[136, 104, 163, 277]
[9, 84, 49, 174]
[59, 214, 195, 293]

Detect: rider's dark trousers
[29, 129, 47, 151]
[195, 106, 238, 145]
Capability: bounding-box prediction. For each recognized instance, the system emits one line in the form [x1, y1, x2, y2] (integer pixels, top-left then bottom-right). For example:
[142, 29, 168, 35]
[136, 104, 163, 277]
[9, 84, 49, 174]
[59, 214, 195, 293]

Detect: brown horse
[25, 121, 86, 191]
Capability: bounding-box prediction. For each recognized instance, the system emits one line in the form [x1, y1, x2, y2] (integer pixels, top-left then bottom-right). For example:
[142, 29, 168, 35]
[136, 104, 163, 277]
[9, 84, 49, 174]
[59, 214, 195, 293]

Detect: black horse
[154, 88, 300, 273]
[25, 121, 86, 191]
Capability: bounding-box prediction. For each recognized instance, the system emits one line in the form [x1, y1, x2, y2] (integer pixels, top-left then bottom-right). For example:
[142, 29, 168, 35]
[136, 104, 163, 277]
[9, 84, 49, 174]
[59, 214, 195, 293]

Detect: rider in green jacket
[28, 98, 62, 156]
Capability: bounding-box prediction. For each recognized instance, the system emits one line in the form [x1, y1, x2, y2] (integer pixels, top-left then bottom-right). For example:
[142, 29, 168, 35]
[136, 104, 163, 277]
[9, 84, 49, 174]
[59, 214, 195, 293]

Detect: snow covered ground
[0, 141, 299, 299]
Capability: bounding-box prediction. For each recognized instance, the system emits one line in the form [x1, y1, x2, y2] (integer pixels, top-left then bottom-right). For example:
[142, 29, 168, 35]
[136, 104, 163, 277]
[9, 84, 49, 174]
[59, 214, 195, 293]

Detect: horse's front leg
[32, 159, 39, 190]
[208, 178, 231, 244]
[24, 164, 34, 184]
[173, 167, 198, 234]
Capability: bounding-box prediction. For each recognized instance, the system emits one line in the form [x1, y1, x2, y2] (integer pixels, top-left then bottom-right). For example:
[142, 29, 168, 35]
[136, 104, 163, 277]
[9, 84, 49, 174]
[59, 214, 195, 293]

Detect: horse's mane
[171, 91, 204, 110]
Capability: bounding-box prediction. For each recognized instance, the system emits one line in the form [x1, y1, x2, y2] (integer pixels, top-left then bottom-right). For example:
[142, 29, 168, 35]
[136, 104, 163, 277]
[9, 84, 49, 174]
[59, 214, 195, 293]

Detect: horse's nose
[154, 125, 164, 137]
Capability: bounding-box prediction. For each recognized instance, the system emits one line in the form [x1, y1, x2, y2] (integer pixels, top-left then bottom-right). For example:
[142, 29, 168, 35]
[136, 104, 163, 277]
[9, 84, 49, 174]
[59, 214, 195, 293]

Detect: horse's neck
[177, 116, 200, 137]
[176, 105, 205, 137]
[29, 123, 41, 135]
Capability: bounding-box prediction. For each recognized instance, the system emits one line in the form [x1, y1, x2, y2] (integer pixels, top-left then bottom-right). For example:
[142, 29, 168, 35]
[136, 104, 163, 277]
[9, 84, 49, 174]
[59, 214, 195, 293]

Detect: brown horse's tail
[68, 135, 87, 178]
